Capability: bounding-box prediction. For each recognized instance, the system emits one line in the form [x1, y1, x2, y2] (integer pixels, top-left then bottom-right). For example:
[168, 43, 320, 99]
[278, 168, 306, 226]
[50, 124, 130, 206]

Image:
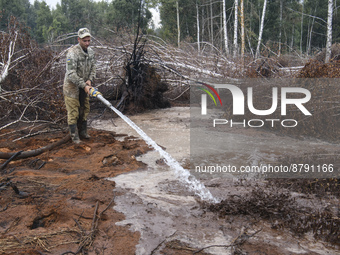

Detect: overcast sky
[30, 0, 59, 8]
[29, 0, 161, 28]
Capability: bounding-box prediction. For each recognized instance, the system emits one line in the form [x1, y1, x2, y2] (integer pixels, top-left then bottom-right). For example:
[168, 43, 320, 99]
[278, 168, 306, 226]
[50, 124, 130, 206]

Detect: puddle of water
[93, 107, 232, 254]
[109, 164, 233, 255]
[91, 107, 339, 255]
[92, 100, 216, 202]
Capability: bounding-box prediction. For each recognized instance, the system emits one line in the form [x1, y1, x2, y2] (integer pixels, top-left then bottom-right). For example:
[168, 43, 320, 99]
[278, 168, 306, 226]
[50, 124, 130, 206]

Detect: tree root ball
[119, 65, 171, 114]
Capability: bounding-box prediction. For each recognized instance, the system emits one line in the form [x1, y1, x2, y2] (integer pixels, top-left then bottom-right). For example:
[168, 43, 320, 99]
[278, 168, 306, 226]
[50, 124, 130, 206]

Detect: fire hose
[89, 87, 116, 108]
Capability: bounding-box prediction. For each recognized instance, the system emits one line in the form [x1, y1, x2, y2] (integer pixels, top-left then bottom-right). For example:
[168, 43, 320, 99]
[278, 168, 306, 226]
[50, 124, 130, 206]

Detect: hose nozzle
[89, 87, 102, 98]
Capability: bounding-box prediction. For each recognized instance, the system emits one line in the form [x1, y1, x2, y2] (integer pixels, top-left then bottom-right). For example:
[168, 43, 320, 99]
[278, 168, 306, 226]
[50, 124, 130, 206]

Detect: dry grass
[0, 229, 79, 253]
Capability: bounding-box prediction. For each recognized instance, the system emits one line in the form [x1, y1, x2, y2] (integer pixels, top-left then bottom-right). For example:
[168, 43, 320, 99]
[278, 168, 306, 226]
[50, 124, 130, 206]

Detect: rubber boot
[79, 121, 90, 139]
[69, 124, 81, 144]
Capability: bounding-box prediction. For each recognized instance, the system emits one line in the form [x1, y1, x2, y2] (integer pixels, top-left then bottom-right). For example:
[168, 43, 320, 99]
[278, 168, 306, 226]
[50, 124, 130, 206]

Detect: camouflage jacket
[63, 44, 96, 99]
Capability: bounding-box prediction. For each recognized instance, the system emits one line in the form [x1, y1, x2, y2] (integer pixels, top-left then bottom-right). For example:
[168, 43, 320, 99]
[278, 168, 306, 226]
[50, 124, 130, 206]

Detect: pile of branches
[202, 187, 339, 245]
[0, 17, 66, 140]
[0, 17, 247, 139]
[89, 32, 236, 113]
[267, 151, 339, 198]
[268, 178, 339, 199]
[90, 32, 237, 106]
[245, 58, 281, 78]
[95, 34, 233, 85]
[298, 59, 340, 78]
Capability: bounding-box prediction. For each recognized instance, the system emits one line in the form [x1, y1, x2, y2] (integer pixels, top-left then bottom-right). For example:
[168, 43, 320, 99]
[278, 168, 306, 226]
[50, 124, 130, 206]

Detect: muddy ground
[0, 107, 339, 255]
[0, 128, 151, 255]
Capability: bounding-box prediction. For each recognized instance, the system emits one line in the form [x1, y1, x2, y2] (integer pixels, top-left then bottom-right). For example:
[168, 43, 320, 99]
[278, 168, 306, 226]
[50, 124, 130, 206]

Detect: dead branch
[91, 201, 100, 233]
[168, 86, 190, 101]
[150, 230, 177, 255]
[0, 134, 71, 160]
[98, 195, 115, 218]
[61, 195, 115, 255]
[193, 228, 262, 254]
[0, 99, 35, 131]
[33, 46, 71, 83]
[12, 129, 52, 142]
[0, 17, 32, 88]
[0, 151, 22, 170]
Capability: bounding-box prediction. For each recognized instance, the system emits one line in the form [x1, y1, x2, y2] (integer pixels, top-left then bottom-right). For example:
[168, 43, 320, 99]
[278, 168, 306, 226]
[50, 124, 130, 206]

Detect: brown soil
[0, 129, 150, 255]
[1, 125, 338, 255]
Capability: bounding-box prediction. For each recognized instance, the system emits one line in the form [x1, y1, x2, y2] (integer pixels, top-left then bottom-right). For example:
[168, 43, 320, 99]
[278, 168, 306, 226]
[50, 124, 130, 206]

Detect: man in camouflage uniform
[63, 28, 96, 144]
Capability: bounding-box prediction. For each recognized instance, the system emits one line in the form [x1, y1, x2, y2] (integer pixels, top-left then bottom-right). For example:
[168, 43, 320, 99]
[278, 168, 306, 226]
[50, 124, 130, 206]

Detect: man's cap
[78, 28, 91, 39]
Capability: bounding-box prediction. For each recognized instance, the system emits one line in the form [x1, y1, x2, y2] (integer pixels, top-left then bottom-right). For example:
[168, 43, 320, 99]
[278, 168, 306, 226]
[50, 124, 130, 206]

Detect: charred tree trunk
[110, 0, 171, 114]
[115, 36, 170, 114]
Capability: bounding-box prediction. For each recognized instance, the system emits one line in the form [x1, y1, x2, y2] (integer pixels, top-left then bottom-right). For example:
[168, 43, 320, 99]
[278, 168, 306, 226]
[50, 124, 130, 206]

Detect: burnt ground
[0, 129, 150, 255]
[0, 121, 339, 255]
[0, 126, 215, 255]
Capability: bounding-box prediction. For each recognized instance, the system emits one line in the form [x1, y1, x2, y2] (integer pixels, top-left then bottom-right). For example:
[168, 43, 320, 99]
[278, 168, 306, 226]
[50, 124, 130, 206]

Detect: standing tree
[222, 0, 229, 54]
[233, 0, 238, 58]
[300, 0, 304, 53]
[34, 0, 53, 43]
[255, 0, 267, 59]
[278, 0, 282, 56]
[159, 0, 197, 45]
[0, 0, 28, 30]
[240, 0, 244, 58]
[210, 0, 214, 47]
[0, 17, 30, 88]
[196, 0, 200, 52]
[176, 0, 180, 47]
[325, 0, 333, 63]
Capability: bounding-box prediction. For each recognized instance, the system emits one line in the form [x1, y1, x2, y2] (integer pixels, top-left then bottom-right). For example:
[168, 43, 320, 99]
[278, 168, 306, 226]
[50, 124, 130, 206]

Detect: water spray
[89, 88, 218, 203]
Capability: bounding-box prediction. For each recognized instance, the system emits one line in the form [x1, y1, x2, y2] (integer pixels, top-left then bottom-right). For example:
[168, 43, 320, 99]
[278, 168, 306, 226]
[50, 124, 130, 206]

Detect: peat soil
[0, 128, 150, 254]
[0, 106, 339, 255]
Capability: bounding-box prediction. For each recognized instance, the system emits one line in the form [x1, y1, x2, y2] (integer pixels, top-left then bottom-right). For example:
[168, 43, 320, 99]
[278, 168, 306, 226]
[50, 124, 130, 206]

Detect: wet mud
[0, 129, 150, 254]
[93, 107, 339, 255]
[0, 107, 339, 254]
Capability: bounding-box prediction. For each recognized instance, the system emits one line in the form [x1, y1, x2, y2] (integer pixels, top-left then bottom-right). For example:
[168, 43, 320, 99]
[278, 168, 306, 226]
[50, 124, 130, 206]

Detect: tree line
[0, 0, 339, 58]
[0, 0, 153, 43]
[159, 0, 338, 59]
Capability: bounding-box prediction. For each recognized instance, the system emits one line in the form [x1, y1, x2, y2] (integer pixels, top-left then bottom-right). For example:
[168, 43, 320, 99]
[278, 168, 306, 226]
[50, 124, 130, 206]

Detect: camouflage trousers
[64, 93, 90, 125]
